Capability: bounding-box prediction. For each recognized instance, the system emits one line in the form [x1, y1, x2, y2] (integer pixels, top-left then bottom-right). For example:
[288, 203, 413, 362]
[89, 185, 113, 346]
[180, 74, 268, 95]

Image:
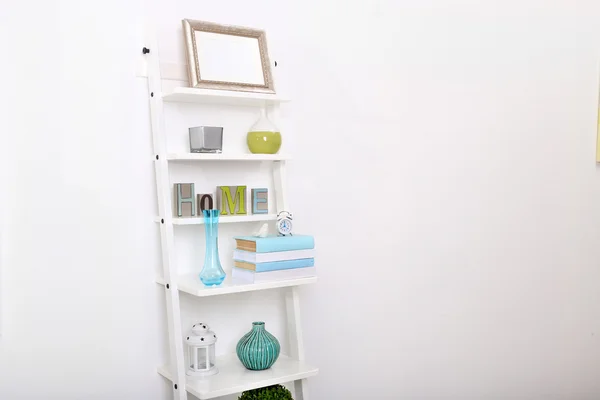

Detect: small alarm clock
[276, 211, 293, 236]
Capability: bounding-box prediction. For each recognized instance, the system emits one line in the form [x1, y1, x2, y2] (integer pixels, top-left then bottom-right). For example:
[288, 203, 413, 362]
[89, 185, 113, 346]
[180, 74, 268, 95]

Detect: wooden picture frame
[182, 19, 275, 94]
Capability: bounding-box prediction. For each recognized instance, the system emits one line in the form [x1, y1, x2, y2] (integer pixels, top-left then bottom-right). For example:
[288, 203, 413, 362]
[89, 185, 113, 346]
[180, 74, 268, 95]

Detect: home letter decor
[251, 188, 268, 214]
[217, 186, 247, 215]
[175, 183, 196, 217]
[197, 194, 214, 212]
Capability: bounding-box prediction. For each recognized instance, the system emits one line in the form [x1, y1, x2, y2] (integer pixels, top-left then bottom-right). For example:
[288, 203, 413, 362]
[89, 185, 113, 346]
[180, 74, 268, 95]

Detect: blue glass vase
[199, 209, 226, 286]
[236, 322, 280, 370]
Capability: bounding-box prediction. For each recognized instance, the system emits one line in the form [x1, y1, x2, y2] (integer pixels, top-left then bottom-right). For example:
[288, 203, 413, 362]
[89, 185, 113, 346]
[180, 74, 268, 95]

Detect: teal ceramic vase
[236, 322, 280, 370]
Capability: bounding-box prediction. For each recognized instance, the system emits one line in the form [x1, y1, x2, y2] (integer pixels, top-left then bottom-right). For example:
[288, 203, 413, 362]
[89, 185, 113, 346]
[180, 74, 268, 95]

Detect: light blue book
[234, 235, 315, 253]
[233, 257, 315, 273]
[234, 248, 316, 263]
[232, 266, 317, 284]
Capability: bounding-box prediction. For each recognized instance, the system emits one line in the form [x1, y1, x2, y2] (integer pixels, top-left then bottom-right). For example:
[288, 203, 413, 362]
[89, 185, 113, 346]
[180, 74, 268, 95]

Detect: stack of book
[232, 235, 316, 283]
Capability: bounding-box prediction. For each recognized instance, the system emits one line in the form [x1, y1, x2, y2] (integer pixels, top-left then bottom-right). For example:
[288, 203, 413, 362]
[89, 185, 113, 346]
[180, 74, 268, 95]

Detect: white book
[232, 266, 317, 284]
[233, 248, 316, 263]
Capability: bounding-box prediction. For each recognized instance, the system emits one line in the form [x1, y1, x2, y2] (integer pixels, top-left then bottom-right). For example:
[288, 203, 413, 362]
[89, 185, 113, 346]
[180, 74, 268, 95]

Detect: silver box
[189, 126, 223, 153]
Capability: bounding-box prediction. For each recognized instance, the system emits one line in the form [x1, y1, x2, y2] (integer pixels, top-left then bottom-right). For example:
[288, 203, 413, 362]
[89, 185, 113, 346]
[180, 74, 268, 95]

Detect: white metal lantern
[185, 322, 218, 378]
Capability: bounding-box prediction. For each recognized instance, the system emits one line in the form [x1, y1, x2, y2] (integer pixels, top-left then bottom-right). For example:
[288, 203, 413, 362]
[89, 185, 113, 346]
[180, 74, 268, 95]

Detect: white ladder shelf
[142, 31, 317, 400]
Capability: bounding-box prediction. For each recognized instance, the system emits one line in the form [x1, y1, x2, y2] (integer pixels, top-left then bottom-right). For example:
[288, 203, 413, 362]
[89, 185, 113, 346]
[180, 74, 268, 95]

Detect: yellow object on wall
[597, 106, 600, 162]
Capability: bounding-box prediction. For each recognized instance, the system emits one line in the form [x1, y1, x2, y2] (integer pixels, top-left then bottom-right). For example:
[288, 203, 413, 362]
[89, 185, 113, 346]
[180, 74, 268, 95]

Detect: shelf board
[157, 354, 318, 399]
[157, 274, 317, 298]
[163, 214, 277, 226]
[162, 87, 289, 106]
[166, 153, 289, 161]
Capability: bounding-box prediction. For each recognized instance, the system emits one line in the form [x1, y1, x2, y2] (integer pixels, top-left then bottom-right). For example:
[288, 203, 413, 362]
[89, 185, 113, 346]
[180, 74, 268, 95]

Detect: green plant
[238, 385, 293, 400]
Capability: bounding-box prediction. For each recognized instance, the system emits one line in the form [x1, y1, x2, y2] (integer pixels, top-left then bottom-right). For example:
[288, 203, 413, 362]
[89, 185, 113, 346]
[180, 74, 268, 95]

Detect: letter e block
[251, 188, 268, 214]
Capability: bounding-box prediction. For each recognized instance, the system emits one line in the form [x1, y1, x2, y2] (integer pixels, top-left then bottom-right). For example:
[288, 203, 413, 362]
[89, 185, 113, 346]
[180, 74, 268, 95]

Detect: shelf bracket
[273, 160, 289, 213]
[286, 286, 310, 400]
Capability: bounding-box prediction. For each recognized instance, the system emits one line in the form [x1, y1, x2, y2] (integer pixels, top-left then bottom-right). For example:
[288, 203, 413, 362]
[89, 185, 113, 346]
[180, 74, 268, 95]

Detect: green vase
[236, 322, 280, 370]
[247, 108, 282, 154]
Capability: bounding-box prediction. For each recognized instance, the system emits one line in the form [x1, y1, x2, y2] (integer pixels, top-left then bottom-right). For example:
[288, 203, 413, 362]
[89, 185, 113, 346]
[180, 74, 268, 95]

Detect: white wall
[1, 0, 600, 399]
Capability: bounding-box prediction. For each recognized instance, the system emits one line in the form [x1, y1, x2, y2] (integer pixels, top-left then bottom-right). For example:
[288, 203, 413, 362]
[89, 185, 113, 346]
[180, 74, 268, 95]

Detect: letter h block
[174, 183, 196, 217]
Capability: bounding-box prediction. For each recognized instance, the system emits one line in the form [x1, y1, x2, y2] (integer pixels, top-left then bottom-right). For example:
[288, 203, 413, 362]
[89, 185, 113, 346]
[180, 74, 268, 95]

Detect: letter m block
[217, 186, 247, 216]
